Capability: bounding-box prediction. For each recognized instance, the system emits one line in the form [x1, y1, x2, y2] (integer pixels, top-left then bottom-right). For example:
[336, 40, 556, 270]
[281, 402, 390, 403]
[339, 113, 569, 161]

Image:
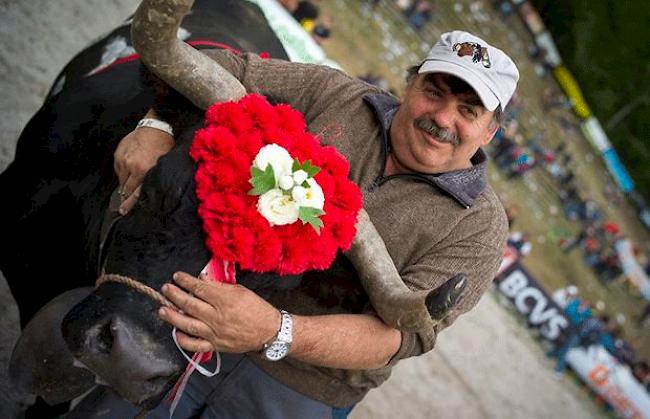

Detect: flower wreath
[189, 94, 363, 277]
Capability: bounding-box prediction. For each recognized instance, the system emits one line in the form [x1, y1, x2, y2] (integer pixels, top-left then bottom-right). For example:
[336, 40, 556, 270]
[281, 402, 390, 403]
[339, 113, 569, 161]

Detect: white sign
[567, 345, 650, 419]
[615, 238, 650, 299]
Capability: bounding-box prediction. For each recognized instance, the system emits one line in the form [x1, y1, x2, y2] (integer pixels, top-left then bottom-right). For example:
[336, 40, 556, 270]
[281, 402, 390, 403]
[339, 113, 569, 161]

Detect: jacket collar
[363, 93, 488, 208]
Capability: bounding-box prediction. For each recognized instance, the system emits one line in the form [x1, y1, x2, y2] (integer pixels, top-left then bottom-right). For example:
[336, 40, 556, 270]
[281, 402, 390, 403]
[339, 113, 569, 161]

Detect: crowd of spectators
[549, 285, 649, 392]
[487, 94, 558, 179]
[483, 66, 635, 290]
[560, 222, 626, 285]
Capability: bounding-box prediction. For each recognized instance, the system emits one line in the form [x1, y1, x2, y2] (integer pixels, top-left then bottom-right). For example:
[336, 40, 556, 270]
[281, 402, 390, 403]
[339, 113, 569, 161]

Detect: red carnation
[191, 94, 363, 277]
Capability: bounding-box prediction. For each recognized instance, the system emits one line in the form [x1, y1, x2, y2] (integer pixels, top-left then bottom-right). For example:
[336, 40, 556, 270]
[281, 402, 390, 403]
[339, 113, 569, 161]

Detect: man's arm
[158, 272, 402, 370]
[290, 313, 402, 369]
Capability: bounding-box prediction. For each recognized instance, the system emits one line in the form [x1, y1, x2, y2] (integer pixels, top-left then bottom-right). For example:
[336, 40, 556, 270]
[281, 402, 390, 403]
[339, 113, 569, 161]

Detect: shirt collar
[363, 93, 488, 208]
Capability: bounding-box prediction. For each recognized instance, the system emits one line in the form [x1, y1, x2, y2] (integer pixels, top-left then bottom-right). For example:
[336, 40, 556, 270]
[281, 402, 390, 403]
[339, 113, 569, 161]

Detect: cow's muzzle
[62, 292, 182, 406]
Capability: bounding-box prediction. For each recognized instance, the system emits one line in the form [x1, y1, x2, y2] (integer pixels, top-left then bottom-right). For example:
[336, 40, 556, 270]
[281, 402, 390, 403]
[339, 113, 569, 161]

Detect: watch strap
[261, 310, 293, 361]
[275, 310, 293, 344]
[136, 118, 174, 136]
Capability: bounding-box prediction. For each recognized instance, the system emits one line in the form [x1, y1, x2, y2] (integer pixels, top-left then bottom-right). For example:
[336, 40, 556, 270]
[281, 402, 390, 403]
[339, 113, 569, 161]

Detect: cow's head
[61, 137, 207, 406]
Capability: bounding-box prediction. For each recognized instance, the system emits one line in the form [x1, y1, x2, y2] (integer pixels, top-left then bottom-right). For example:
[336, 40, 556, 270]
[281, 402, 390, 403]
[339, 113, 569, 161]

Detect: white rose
[300, 178, 325, 210]
[257, 188, 299, 226]
[253, 144, 294, 184]
[292, 169, 309, 186]
[291, 186, 307, 204]
[279, 175, 294, 191]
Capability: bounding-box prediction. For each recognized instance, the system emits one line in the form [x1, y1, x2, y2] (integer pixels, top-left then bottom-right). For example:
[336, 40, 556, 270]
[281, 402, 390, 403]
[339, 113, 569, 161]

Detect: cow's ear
[9, 288, 96, 405]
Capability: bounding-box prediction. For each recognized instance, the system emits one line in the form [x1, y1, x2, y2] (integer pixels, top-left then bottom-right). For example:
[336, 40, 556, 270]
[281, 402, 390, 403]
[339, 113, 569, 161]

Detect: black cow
[5, 0, 464, 414]
[3, 0, 294, 411]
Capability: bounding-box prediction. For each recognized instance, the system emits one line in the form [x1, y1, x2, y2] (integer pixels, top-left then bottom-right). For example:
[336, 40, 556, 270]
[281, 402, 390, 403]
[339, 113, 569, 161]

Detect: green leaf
[249, 165, 276, 196]
[298, 206, 325, 234]
[300, 160, 321, 178]
[292, 158, 301, 172]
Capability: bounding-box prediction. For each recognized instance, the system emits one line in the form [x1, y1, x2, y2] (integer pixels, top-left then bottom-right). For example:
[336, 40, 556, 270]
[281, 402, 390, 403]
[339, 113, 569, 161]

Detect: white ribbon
[168, 329, 221, 418]
[171, 328, 221, 377]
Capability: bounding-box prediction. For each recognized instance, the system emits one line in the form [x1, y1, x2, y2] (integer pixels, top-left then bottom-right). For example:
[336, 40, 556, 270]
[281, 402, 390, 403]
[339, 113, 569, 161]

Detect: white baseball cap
[419, 30, 519, 111]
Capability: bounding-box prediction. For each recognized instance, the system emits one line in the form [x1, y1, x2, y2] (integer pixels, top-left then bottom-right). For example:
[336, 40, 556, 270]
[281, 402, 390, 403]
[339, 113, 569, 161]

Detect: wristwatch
[261, 310, 293, 361]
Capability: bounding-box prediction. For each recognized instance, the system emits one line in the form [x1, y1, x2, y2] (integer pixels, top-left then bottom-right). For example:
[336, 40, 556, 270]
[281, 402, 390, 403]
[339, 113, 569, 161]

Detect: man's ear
[482, 121, 499, 146]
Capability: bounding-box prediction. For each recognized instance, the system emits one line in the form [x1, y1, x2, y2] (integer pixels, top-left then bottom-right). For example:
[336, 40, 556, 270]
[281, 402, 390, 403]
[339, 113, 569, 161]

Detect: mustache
[414, 117, 459, 146]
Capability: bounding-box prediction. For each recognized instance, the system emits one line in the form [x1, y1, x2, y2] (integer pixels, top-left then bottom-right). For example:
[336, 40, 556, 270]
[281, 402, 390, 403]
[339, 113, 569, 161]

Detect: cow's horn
[131, 0, 246, 109]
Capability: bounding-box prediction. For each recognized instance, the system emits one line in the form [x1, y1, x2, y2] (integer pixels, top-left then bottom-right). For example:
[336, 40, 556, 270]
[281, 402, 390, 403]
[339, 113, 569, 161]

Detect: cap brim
[419, 60, 500, 111]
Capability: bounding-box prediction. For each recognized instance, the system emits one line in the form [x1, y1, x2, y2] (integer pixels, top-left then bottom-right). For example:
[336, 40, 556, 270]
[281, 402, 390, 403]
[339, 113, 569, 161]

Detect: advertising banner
[494, 263, 572, 343]
[581, 117, 612, 152]
[615, 239, 650, 299]
[534, 32, 562, 68]
[567, 345, 650, 418]
[517, 2, 546, 35]
[553, 65, 593, 119]
[602, 149, 636, 193]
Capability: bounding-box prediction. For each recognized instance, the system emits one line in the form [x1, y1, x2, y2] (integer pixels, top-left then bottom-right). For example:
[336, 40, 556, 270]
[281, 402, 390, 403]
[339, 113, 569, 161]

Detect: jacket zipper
[367, 173, 431, 192]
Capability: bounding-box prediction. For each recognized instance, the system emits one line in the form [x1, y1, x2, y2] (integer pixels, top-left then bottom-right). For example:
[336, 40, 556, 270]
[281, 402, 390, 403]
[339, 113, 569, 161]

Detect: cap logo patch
[453, 42, 491, 68]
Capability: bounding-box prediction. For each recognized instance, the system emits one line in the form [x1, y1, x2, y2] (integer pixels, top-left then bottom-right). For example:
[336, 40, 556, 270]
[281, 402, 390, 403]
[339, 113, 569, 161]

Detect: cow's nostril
[92, 319, 115, 355]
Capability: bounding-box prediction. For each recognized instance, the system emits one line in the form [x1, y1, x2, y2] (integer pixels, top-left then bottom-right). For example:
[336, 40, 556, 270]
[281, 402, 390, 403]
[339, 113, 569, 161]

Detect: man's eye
[425, 87, 442, 97]
[460, 106, 478, 118]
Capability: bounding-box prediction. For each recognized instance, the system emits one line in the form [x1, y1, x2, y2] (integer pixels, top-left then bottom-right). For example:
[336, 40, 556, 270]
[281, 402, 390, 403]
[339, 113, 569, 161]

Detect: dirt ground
[0, 1, 605, 418]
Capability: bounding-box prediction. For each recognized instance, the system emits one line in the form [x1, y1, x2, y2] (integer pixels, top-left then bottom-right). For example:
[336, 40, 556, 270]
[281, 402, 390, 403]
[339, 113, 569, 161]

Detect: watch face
[265, 341, 289, 361]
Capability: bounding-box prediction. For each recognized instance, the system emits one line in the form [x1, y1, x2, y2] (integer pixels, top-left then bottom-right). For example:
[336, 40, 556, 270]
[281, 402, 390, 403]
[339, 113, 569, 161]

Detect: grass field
[317, 0, 650, 359]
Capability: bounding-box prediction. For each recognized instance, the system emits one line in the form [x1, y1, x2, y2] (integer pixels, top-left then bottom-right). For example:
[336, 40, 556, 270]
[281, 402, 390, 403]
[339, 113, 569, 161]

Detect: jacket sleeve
[201, 49, 375, 121]
[388, 199, 508, 364]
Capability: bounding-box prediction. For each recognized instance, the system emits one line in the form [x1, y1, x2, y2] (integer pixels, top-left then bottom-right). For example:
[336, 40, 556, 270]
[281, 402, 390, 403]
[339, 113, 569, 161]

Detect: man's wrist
[136, 118, 174, 136]
[260, 310, 293, 361]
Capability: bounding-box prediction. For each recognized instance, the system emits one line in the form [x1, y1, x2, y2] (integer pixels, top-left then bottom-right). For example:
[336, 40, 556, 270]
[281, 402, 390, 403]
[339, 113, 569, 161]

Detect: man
[112, 30, 518, 417]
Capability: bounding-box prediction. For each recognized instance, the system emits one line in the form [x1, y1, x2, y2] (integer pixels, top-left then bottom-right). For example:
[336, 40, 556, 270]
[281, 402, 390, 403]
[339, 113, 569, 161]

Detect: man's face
[388, 73, 497, 174]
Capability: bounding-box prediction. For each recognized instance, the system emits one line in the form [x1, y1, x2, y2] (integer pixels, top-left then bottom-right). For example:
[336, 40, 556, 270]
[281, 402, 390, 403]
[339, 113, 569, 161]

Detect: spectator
[505, 204, 519, 229]
[292, 0, 320, 30]
[311, 14, 332, 45]
[406, 1, 433, 30]
[552, 284, 578, 309]
[494, 0, 514, 21]
[395, 0, 413, 14]
[508, 231, 532, 257]
[278, 0, 299, 11]
[632, 361, 650, 391]
[547, 298, 604, 375]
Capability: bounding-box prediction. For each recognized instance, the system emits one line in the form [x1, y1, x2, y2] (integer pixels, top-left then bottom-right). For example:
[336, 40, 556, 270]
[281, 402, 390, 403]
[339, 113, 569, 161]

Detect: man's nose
[431, 99, 456, 129]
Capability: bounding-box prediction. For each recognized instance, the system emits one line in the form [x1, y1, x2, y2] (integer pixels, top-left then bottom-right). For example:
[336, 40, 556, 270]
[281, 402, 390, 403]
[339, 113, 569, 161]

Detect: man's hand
[159, 272, 402, 369]
[113, 113, 174, 214]
[158, 272, 281, 353]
